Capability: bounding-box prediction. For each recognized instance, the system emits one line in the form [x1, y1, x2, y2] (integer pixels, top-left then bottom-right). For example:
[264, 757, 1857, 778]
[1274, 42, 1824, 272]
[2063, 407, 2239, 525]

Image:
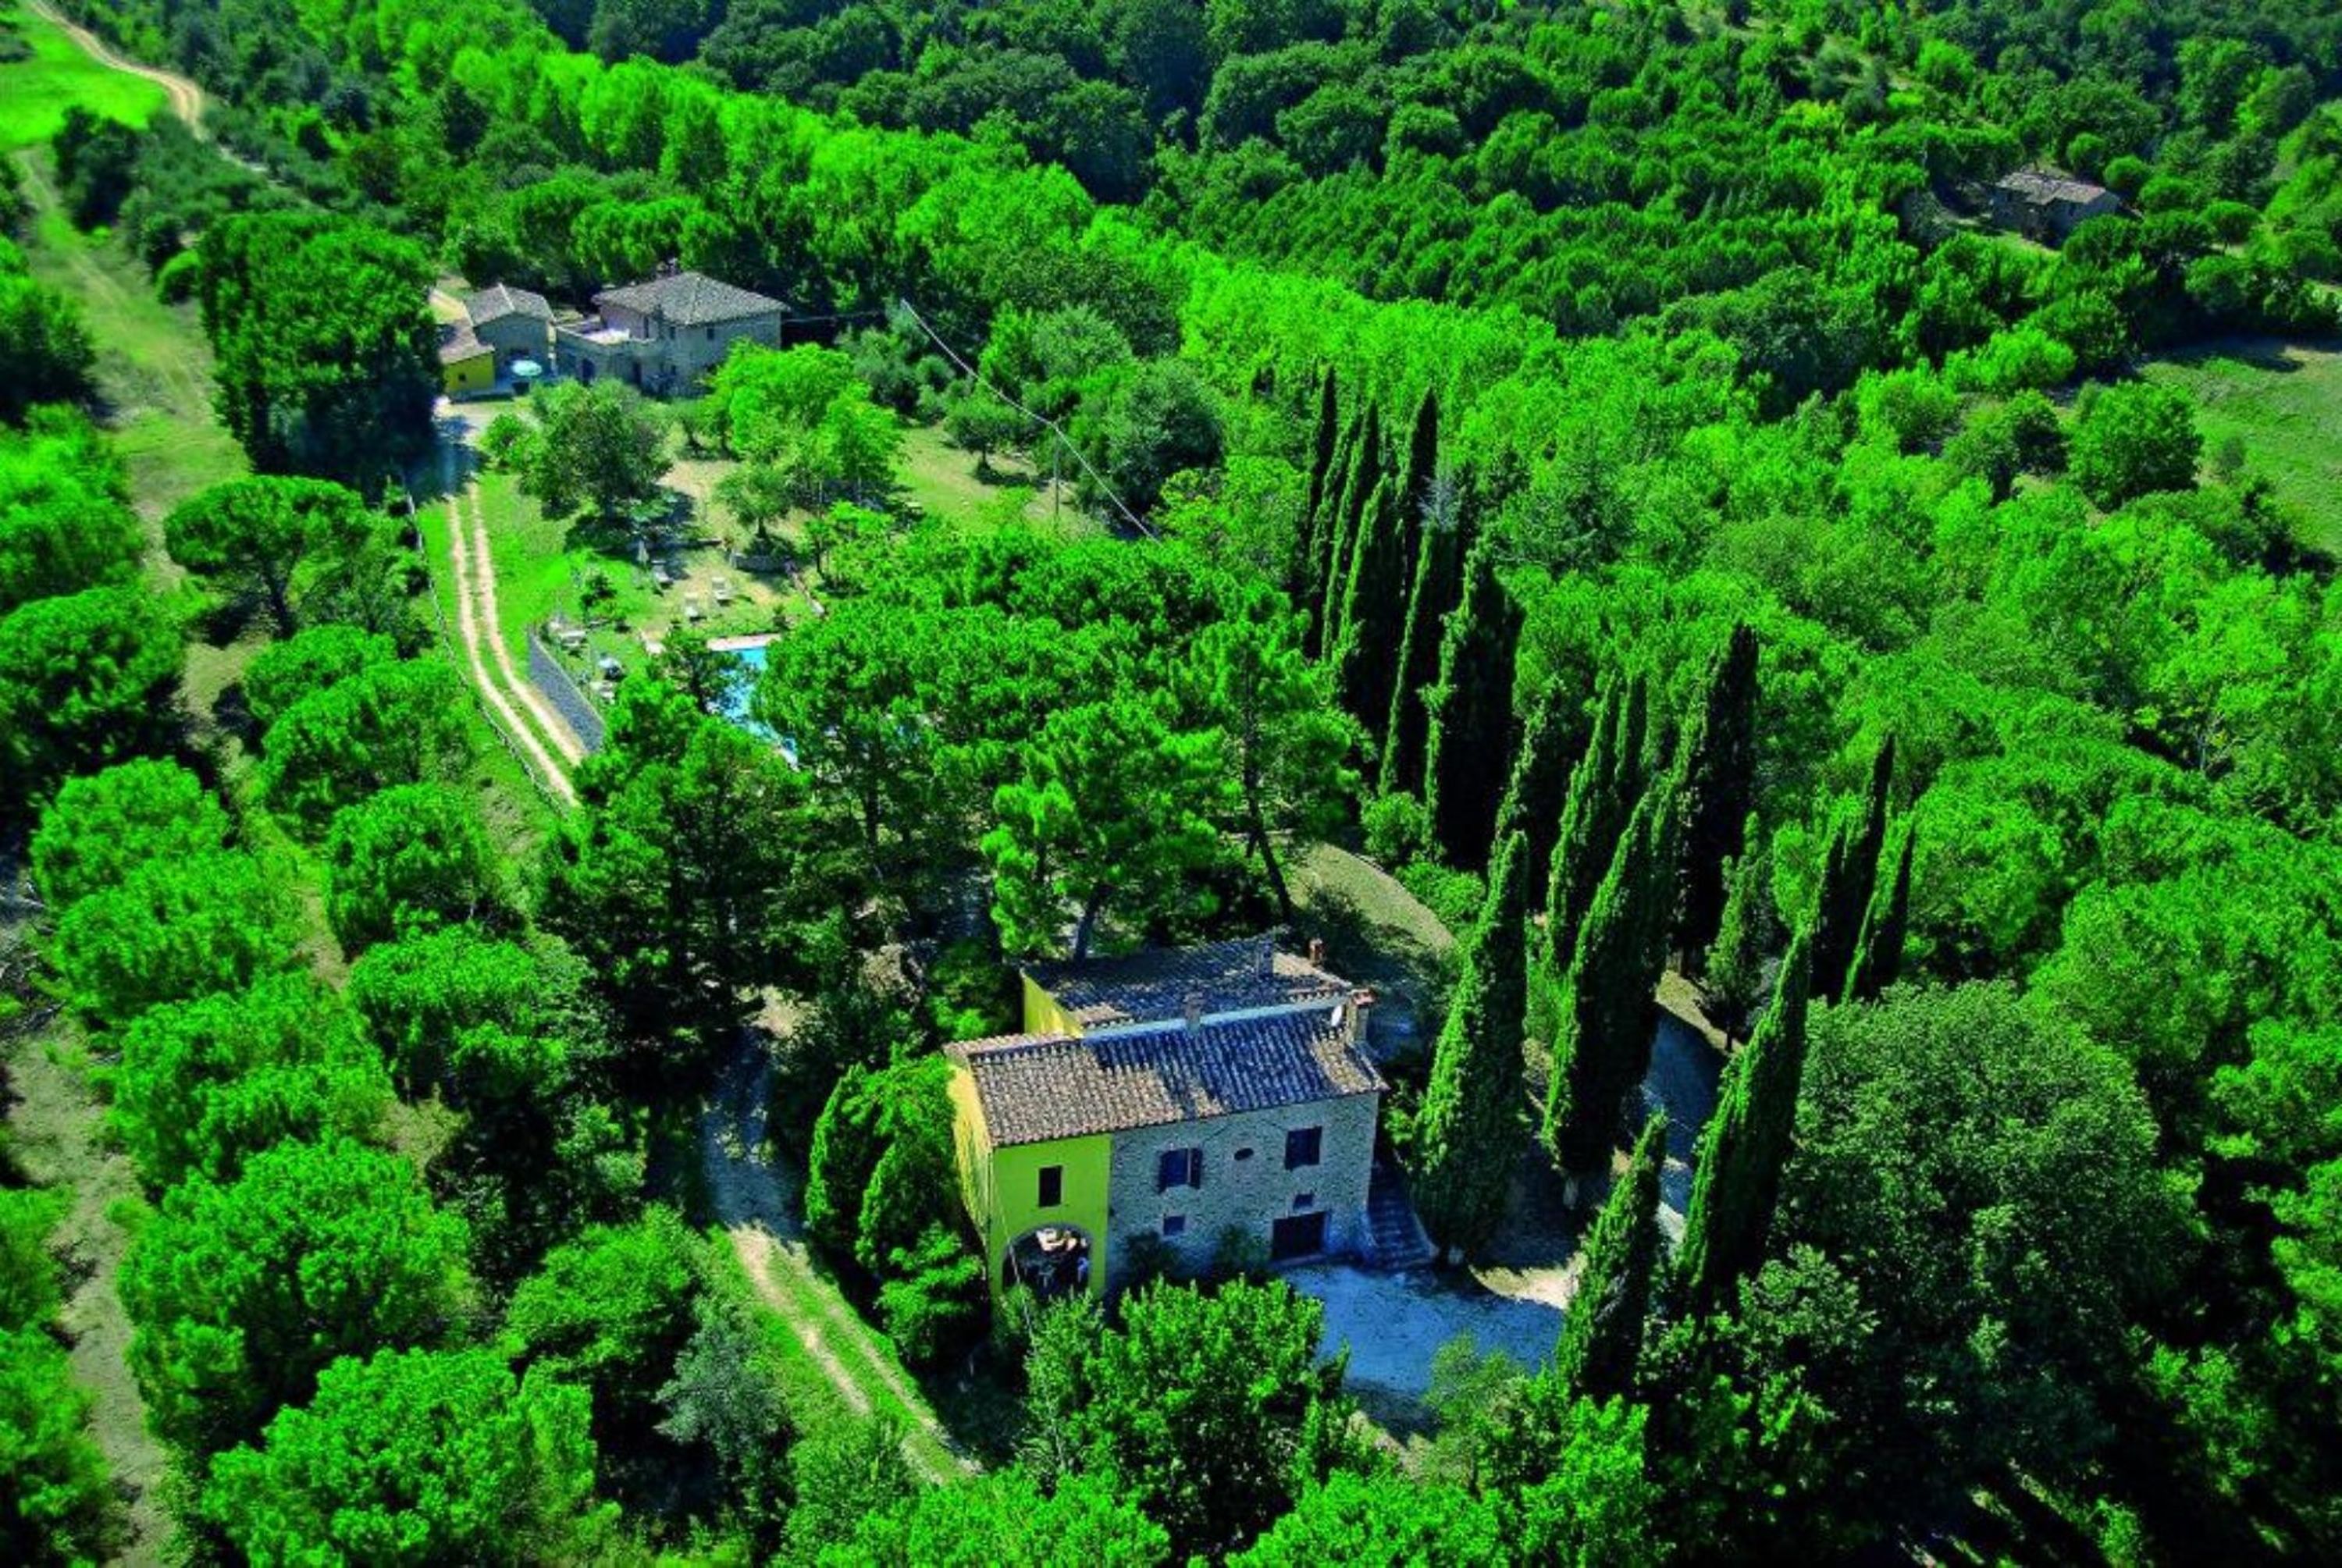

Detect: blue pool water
[715, 641, 795, 763]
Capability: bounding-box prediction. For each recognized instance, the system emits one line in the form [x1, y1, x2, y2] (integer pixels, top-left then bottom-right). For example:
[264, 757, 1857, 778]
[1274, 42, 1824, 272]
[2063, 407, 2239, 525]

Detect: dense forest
[3, 0, 2341, 1560]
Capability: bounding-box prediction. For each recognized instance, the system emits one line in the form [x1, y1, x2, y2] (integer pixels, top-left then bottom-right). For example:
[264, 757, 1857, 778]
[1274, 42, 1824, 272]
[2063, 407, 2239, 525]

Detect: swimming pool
[713, 638, 797, 763]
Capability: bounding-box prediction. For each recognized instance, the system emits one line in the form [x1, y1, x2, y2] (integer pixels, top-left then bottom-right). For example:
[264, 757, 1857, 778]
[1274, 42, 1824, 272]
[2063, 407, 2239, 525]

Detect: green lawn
[0, 1, 165, 150]
[895, 421, 1094, 537]
[2141, 336, 2342, 556]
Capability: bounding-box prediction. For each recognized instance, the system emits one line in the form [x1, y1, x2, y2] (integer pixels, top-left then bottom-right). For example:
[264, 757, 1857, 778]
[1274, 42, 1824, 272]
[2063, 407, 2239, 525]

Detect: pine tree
[1332, 475, 1409, 736]
[1810, 737, 1895, 1000]
[1412, 831, 1532, 1256]
[1376, 480, 1467, 798]
[1490, 681, 1582, 896]
[1700, 819, 1771, 1044]
[1543, 769, 1683, 1179]
[1678, 624, 1759, 971]
[1315, 402, 1382, 658]
[1676, 928, 1813, 1321]
[1422, 540, 1521, 868]
[1843, 818, 1913, 1004]
[1552, 1109, 1668, 1402]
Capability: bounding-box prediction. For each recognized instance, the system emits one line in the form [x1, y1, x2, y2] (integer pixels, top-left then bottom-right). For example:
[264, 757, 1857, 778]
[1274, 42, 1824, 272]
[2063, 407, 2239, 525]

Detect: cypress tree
[1700, 818, 1771, 1044]
[1552, 1109, 1668, 1403]
[1412, 831, 1532, 1257]
[1304, 366, 1341, 524]
[1810, 736, 1895, 1001]
[1678, 624, 1759, 971]
[1292, 366, 1340, 594]
[1545, 674, 1649, 973]
[1423, 539, 1522, 868]
[1376, 483, 1467, 798]
[1676, 928, 1814, 1321]
[1333, 475, 1409, 735]
[1543, 769, 1683, 1179]
[1397, 387, 1439, 585]
[1843, 818, 1914, 1004]
[1316, 401, 1383, 658]
[1526, 674, 1625, 1051]
[1490, 681, 1582, 895]
[1303, 412, 1359, 656]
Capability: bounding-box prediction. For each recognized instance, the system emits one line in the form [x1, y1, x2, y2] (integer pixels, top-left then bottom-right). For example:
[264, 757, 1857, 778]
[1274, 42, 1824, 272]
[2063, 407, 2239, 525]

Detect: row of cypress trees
[1409, 654, 1913, 1302]
[1298, 364, 1911, 1351]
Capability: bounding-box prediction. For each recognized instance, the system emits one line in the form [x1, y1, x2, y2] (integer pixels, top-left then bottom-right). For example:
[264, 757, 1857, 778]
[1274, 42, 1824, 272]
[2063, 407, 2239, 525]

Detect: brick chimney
[1307, 937, 1326, 968]
[1347, 987, 1376, 1046]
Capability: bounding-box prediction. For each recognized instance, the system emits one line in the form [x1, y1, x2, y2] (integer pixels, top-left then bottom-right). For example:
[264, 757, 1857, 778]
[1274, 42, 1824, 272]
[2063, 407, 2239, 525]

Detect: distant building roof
[1994, 168, 2114, 208]
[594, 271, 784, 327]
[1025, 936, 1351, 1031]
[438, 324, 492, 366]
[465, 283, 553, 326]
[949, 1008, 1384, 1147]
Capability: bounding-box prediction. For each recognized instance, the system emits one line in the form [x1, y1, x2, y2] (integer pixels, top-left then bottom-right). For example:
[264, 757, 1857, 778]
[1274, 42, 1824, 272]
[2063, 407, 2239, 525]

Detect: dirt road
[27, 1, 206, 133]
[697, 1034, 976, 1482]
[453, 483, 588, 768]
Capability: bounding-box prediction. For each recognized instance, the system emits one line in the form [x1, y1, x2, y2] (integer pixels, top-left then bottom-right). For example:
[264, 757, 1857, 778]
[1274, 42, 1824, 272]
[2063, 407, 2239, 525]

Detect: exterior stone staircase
[1365, 1159, 1437, 1271]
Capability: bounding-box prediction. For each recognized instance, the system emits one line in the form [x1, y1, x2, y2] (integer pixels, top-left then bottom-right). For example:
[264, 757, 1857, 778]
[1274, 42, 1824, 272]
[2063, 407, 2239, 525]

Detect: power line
[892, 295, 1156, 539]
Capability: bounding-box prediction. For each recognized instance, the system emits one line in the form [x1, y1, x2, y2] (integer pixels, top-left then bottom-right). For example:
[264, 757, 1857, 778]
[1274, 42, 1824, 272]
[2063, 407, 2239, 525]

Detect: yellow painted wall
[948, 1064, 1108, 1296]
[442, 350, 494, 397]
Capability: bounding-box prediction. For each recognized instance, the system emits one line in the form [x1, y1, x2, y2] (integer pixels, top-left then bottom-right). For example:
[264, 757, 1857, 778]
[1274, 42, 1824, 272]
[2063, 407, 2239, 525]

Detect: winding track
[697, 1035, 975, 1483]
[27, 1, 207, 133]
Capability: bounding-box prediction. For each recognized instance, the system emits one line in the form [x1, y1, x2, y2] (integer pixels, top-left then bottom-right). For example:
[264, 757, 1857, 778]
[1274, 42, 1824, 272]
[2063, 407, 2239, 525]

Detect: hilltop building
[948, 937, 1422, 1300]
[1986, 168, 2122, 243]
[553, 268, 785, 395]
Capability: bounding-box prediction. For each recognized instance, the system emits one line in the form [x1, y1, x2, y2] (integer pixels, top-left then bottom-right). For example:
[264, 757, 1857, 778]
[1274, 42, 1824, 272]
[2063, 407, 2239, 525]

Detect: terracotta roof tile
[949, 1008, 1383, 1147]
[1026, 936, 1350, 1028]
[594, 271, 784, 326]
[465, 283, 553, 325]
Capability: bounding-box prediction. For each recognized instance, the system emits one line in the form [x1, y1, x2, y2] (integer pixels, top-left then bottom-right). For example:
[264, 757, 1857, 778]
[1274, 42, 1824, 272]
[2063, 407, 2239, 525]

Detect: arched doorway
[1005, 1225, 1092, 1299]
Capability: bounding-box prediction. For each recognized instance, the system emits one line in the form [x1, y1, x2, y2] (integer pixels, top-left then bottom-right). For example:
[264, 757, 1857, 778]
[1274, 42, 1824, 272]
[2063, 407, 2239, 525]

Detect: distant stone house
[437, 283, 554, 396]
[946, 937, 1390, 1301]
[1987, 168, 2123, 244]
[552, 269, 785, 396]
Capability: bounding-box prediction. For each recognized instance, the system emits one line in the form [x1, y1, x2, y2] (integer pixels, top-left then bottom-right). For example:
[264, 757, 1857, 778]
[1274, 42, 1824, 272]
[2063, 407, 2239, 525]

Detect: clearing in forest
[2141, 335, 2342, 556]
[0, 1, 166, 149]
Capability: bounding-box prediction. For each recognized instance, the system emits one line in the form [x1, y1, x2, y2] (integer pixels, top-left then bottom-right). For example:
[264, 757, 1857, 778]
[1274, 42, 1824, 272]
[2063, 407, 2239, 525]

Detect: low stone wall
[528, 632, 606, 753]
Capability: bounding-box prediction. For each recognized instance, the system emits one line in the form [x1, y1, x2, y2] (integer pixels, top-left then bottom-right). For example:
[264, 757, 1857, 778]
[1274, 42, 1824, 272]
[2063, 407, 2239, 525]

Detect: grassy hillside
[2142, 336, 2342, 556]
[0, 1, 164, 149]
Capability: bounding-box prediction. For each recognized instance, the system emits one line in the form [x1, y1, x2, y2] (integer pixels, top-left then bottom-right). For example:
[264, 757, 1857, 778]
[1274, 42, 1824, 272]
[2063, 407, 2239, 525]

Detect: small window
[1157, 1147, 1202, 1192]
[1285, 1127, 1323, 1171]
[1294, 1193, 1315, 1211]
[1038, 1165, 1063, 1207]
[1233, 1147, 1253, 1161]
[1162, 1214, 1186, 1238]
[707, 326, 716, 341]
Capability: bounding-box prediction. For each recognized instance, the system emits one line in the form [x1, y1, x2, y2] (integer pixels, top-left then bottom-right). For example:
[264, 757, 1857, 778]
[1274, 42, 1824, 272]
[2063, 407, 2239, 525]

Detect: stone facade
[1986, 169, 2122, 244]
[555, 271, 786, 396]
[1104, 1089, 1378, 1286]
[474, 311, 552, 368]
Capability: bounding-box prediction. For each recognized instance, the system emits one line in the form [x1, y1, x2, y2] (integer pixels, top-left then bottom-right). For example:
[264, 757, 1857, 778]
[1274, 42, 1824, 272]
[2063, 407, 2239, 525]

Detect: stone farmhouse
[437, 283, 555, 397]
[1986, 167, 2122, 244]
[553, 268, 786, 395]
[948, 936, 1424, 1301]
